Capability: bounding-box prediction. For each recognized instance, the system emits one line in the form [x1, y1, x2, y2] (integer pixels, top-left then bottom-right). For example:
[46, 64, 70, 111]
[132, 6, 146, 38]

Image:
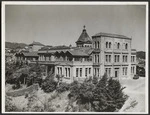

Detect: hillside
[136, 51, 145, 59]
[5, 42, 28, 49]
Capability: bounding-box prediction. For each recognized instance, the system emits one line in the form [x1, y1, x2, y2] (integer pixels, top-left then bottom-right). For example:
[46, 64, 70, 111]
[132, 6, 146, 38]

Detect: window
[106, 55, 108, 62]
[106, 42, 108, 48]
[97, 68, 99, 77]
[60, 67, 62, 75]
[115, 55, 117, 62]
[126, 56, 128, 62]
[76, 68, 78, 77]
[89, 68, 91, 75]
[97, 55, 99, 63]
[94, 68, 97, 76]
[123, 56, 124, 62]
[97, 41, 99, 49]
[65, 68, 67, 77]
[109, 55, 111, 62]
[57, 67, 59, 74]
[118, 55, 120, 62]
[125, 43, 128, 49]
[95, 55, 97, 63]
[80, 68, 82, 77]
[108, 68, 111, 76]
[109, 42, 111, 48]
[95, 41, 97, 48]
[85, 68, 88, 77]
[68, 68, 70, 77]
[117, 43, 120, 49]
[123, 67, 127, 75]
[125, 67, 127, 75]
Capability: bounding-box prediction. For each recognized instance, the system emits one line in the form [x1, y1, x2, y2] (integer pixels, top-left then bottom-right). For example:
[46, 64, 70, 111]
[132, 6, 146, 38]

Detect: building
[29, 41, 45, 52]
[15, 51, 39, 62]
[15, 26, 137, 83]
[92, 32, 137, 80]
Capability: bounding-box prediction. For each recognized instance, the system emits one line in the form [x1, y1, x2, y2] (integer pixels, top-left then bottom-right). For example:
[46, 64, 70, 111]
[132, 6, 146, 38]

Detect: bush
[68, 81, 80, 99]
[56, 82, 70, 93]
[5, 96, 20, 112]
[41, 78, 57, 93]
[68, 74, 128, 112]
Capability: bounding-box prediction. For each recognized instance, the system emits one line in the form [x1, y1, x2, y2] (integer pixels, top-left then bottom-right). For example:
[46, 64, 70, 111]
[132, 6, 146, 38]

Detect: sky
[5, 4, 146, 51]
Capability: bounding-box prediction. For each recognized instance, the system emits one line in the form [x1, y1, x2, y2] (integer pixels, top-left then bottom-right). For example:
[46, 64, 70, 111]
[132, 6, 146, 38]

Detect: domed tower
[76, 26, 92, 47]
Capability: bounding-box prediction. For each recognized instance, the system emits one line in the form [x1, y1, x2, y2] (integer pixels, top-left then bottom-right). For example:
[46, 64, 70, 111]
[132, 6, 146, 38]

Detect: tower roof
[76, 26, 92, 44]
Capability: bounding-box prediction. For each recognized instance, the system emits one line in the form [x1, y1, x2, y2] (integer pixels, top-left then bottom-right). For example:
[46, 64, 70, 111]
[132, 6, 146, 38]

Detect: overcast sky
[5, 5, 146, 51]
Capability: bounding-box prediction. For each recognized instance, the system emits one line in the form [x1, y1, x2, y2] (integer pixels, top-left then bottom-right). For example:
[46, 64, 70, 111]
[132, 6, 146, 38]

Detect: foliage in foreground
[68, 74, 128, 112]
[5, 96, 20, 112]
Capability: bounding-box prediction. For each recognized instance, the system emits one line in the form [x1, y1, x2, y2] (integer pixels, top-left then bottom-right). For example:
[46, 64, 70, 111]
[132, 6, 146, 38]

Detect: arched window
[95, 41, 97, 49]
[117, 43, 120, 49]
[106, 42, 108, 48]
[125, 43, 128, 49]
[109, 42, 111, 48]
[97, 41, 100, 49]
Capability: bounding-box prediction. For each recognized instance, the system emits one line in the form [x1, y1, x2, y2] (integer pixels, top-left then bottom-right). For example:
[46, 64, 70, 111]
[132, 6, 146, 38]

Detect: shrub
[92, 76, 98, 85]
[56, 82, 70, 93]
[68, 74, 128, 112]
[41, 78, 57, 93]
[68, 81, 80, 99]
[5, 96, 20, 112]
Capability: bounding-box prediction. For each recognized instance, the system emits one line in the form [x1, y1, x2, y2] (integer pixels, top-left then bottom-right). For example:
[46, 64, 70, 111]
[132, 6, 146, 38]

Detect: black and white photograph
[1, 1, 148, 114]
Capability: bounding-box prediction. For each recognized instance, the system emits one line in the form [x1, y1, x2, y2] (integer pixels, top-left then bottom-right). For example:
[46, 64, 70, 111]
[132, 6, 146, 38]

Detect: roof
[67, 49, 89, 56]
[76, 27, 92, 44]
[49, 45, 71, 50]
[39, 45, 53, 51]
[21, 52, 39, 57]
[29, 41, 45, 46]
[92, 32, 131, 40]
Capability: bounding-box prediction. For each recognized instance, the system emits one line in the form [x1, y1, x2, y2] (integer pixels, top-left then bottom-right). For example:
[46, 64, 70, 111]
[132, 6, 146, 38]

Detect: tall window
[60, 67, 62, 75]
[95, 41, 97, 49]
[126, 56, 128, 62]
[68, 68, 70, 77]
[89, 68, 91, 75]
[109, 68, 111, 77]
[97, 68, 99, 77]
[125, 43, 128, 49]
[109, 55, 111, 62]
[109, 42, 111, 48]
[115, 55, 117, 62]
[97, 55, 99, 63]
[65, 68, 67, 77]
[80, 68, 82, 77]
[85, 68, 88, 77]
[117, 43, 120, 49]
[97, 41, 99, 49]
[57, 67, 59, 74]
[76, 68, 78, 77]
[106, 42, 108, 48]
[118, 55, 120, 62]
[106, 55, 108, 62]
[95, 55, 97, 63]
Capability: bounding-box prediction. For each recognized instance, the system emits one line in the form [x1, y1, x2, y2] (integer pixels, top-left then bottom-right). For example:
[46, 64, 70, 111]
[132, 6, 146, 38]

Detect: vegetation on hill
[5, 42, 28, 49]
[136, 51, 145, 59]
[6, 60, 128, 112]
